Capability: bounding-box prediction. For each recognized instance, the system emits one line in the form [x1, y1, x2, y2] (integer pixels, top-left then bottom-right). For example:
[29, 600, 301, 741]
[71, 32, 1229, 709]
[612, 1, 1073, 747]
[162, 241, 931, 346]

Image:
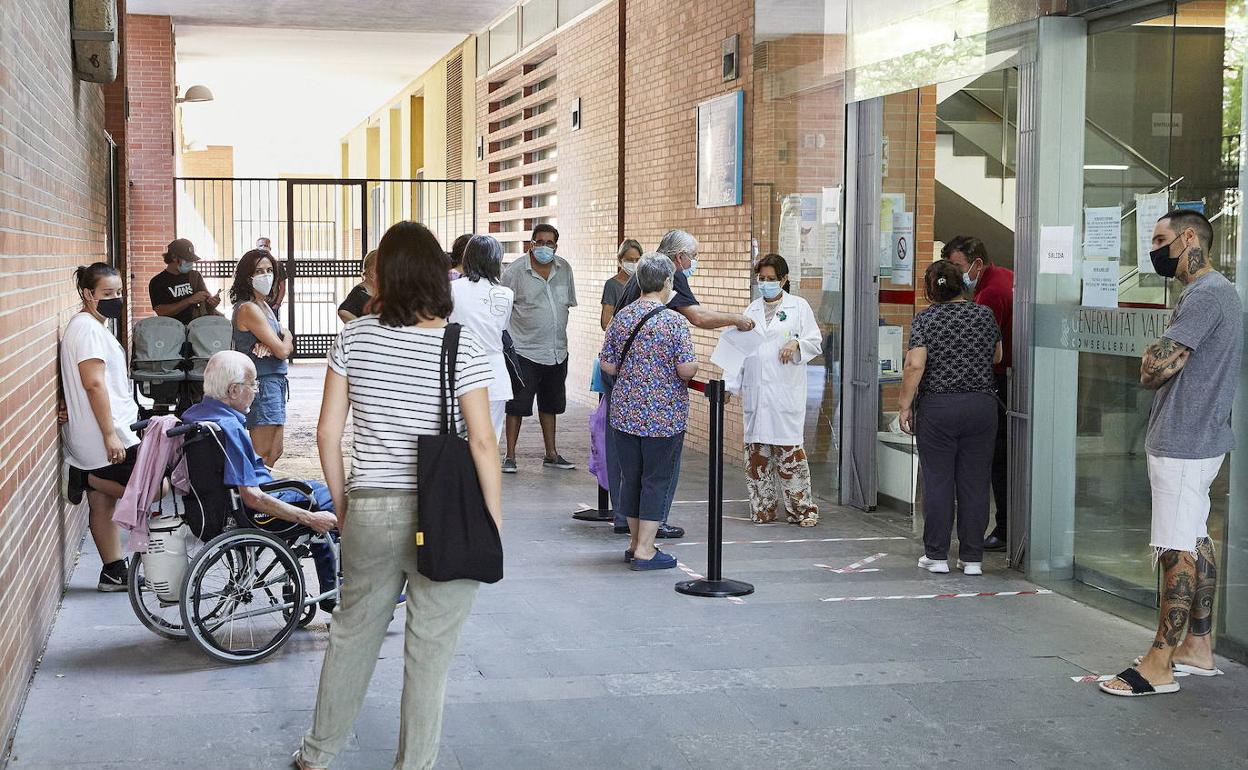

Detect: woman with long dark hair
[59, 263, 141, 591]
[449, 234, 514, 442]
[898, 259, 1002, 576]
[229, 249, 292, 466]
[295, 221, 501, 770]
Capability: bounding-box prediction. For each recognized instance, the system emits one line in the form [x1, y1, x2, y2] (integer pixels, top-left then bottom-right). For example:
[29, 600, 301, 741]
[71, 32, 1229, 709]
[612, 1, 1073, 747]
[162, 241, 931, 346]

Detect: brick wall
[124, 14, 176, 320]
[0, 0, 112, 747]
[620, 0, 755, 458]
[477, 0, 756, 463]
[557, 1, 621, 414]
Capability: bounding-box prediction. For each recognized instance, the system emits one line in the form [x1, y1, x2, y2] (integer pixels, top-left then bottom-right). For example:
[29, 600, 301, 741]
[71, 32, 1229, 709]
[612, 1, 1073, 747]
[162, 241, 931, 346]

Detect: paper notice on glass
[1081, 261, 1119, 308]
[821, 186, 841, 226]
[711, 327, 765, 377]
[1039, 225, 1075, 275]
[892, 212, 915, 286]
[1083, 206, 1121, 258]
[822, 223, 842, 291]
[1134, 192, 1169, 274]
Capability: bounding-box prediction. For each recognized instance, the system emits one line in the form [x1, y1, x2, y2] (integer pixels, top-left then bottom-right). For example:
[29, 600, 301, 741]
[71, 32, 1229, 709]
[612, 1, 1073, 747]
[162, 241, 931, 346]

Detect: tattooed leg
[1172, 538, 1218, 669]
[1102, 549, 1190, 692]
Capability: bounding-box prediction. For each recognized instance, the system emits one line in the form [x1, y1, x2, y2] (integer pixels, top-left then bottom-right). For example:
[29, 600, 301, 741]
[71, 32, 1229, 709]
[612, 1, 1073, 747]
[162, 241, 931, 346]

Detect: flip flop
[1131, 656, 1223, 677]
[1099, 668, 1180, 697]
[1174, 662, 1224, 677]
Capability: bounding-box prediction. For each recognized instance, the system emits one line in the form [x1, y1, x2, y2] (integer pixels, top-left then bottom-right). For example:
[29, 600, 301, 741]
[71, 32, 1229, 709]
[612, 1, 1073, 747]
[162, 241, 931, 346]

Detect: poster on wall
[778, 194, 801, 264]
[880, 193, 905, 271]
[696, 90, 744, 209]
[798, 194, 822, 277]
[1134, 192, 1169, 274]
[1083, 206, 1122, 258]
[892, 212, 915, 285]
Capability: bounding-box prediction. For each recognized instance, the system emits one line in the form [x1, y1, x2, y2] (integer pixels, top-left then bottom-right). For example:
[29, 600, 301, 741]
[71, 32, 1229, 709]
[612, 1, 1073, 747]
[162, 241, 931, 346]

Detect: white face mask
[251, 273, 275, 296]
[621, 260, 638, 276]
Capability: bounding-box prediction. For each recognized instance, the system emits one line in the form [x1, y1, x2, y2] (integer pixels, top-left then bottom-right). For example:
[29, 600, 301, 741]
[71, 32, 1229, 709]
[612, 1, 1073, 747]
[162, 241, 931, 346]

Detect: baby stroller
[126, 418, 340, 664]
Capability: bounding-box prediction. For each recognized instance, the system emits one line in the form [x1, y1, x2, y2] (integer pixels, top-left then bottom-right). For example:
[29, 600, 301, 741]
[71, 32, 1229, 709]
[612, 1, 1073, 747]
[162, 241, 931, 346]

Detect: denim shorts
[247, 374, 288, 427]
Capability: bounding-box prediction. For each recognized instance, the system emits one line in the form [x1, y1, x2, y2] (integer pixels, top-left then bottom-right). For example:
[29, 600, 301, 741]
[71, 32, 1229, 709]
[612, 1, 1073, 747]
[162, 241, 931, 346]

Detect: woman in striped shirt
[296, 221, 502, 770]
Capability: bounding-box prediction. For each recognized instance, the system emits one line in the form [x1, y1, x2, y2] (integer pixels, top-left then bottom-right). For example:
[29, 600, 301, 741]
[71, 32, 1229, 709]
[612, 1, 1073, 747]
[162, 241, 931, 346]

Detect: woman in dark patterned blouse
[898, 260, 1003, 576]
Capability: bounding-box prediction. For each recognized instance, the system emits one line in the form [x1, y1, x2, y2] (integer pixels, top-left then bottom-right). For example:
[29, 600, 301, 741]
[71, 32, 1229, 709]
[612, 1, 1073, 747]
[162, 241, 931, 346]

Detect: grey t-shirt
[601, 276, 628, 308]
[500, 254, 577, 365]
[1146, 271, 1244, 459]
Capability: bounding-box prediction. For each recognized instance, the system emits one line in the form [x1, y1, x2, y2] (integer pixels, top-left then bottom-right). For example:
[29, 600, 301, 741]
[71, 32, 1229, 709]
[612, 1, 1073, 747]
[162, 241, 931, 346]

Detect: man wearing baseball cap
[149, 238, 220, 323]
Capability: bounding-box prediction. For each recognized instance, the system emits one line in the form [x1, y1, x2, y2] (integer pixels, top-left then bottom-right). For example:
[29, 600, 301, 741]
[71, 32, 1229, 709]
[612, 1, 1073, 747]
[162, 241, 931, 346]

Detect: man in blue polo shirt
[182, 351, 339, 602]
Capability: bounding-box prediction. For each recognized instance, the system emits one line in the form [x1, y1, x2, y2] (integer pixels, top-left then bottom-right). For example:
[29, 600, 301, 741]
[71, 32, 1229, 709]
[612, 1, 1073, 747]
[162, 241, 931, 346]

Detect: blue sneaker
[630, 551, 677, 571]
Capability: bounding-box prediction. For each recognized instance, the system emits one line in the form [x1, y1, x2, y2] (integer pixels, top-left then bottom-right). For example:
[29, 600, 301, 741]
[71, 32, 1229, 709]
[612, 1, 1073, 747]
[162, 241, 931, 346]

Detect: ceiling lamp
[176, 85, 215, 103]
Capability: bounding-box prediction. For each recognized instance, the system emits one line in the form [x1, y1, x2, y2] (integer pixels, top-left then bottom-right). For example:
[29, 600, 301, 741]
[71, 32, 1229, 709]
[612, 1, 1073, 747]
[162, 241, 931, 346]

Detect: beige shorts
[1147, 453, 1225, 553]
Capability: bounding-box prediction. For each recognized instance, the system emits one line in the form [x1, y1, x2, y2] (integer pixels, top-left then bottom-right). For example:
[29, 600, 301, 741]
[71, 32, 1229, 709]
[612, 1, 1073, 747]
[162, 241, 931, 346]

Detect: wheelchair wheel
[180, 529, 305, 664]
[127, 554, 187, 641]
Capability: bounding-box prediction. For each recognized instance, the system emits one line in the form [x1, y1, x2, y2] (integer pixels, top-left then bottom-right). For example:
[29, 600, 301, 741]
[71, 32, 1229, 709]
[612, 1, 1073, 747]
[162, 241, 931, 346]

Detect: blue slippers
[630, 551, 677, 571]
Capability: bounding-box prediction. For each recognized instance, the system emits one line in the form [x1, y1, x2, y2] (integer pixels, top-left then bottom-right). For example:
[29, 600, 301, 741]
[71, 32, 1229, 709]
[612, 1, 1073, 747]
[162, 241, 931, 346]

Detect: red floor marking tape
[816, 553, 888, 574]
[821, 589, 1055, 603]
[670, 536, 907, 547]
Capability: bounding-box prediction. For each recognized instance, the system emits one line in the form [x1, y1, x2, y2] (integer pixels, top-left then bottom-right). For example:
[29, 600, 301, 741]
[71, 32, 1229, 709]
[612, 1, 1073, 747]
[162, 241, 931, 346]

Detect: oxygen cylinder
[145, 515, 188, 602]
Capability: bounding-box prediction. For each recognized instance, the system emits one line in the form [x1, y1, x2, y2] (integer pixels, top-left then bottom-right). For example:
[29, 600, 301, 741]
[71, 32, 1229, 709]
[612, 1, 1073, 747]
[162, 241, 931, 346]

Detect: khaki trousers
[301, 491, 479, 770]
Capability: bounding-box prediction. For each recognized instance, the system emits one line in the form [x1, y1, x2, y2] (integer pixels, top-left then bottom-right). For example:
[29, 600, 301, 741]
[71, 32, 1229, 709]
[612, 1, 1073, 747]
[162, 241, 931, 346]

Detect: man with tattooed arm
[1101, 209, 1243, 697]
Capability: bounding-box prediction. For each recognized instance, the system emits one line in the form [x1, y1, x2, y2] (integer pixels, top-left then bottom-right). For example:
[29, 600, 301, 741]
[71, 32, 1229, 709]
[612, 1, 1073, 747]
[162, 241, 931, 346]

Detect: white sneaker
[957, 560, 983, 576]
[917, 556, 949, 573]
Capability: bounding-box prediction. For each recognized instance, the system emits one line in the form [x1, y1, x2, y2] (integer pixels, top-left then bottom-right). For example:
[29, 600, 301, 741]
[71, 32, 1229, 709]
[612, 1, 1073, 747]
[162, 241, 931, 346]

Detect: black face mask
[96, 297, 124, 319]
[1149, 239, 1181, 278]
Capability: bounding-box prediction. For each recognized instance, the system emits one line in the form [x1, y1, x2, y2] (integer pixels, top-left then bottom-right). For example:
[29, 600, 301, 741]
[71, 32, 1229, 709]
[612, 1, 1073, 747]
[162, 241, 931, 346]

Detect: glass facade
[751, 1, 849, 506]
[805, 0, 1248, 661]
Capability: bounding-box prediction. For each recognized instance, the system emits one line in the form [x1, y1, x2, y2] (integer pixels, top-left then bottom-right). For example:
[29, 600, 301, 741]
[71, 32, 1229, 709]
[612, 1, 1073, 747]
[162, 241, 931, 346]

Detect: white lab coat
[725, 291, 822, 446]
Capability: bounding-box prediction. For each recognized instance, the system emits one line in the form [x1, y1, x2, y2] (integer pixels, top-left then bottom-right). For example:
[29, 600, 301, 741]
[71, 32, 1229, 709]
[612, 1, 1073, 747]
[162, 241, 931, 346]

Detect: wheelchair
[126, 418, 340, 664]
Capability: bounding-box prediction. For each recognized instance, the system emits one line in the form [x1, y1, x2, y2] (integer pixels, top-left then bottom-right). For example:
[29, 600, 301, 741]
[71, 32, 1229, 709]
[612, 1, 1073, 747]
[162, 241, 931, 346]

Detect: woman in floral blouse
[599, 253, 699, 571]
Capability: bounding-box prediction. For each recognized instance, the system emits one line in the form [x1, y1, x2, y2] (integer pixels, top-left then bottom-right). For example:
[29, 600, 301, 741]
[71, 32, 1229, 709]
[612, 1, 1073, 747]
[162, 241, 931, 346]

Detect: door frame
[839, 34, 1039, 570]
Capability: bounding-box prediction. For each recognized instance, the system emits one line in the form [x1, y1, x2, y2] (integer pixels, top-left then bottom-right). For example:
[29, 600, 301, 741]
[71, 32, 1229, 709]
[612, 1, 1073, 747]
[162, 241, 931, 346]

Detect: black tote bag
[416, 323, 504, 583]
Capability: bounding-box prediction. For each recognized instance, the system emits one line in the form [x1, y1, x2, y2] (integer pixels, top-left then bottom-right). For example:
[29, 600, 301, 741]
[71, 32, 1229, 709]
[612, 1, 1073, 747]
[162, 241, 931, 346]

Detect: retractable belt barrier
[675, 379, 754, 598]
[571, 379, 753, 598]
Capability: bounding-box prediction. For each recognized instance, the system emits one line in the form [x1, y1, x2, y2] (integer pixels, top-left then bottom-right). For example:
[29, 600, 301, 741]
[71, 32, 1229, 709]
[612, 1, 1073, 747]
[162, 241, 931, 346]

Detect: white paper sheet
[822, 223, 842, 291]
[1083, 206, 1122, 258]
[821, 186, 841, 226]
[1039, 225, 1075, 275]
[1134, 192, 1169, 274]
[711, 327, 765, 376]
[1081, 261, 1119, 308]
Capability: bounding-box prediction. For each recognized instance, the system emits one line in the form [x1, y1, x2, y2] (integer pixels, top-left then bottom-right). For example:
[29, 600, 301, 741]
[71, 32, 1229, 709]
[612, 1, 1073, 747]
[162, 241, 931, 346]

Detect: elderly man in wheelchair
[130, 350, 342, 663]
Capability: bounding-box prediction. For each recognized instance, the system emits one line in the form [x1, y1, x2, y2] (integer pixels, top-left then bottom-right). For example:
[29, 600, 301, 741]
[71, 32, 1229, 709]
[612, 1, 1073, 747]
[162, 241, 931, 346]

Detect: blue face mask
[683, 257, 698, 278]
[759, 280, 782, 300]
[178, 260, 194, 275]
[532, 246, 555, 264]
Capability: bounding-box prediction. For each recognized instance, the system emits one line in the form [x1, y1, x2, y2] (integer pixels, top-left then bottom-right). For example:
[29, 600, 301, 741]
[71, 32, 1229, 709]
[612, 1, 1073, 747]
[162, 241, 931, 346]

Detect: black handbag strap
[617, 305, 666, 373]
[438, 323, 462, 436]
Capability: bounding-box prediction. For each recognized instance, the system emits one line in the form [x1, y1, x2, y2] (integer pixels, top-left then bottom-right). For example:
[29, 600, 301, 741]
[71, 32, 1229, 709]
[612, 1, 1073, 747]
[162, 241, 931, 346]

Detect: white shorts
[1147, 454, 1225, 553]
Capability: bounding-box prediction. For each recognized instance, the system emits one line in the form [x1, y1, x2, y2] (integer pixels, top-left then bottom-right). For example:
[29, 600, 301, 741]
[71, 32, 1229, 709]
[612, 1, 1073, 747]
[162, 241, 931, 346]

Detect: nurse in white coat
[449, 235, 514, 443]
[727, 254, 823, 526]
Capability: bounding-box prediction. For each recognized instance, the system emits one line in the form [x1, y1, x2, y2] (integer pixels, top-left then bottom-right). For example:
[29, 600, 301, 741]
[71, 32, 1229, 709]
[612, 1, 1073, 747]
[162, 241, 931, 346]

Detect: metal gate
[176, 177, 476, 358]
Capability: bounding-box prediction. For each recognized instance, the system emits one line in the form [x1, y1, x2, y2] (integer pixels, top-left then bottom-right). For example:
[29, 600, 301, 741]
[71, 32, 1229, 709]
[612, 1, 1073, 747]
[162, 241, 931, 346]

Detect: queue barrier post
[572, 393, 614, 522]
[675, 379, 754, 598]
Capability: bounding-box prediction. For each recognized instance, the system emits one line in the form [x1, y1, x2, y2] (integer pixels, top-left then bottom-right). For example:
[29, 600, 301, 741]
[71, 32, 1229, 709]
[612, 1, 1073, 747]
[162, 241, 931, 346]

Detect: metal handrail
[949, 91, 1170, 185]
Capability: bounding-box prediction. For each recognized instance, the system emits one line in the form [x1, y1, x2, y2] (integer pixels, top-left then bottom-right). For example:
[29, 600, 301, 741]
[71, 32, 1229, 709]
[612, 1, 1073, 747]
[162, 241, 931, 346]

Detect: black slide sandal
[1099, 667, 1180, 697]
